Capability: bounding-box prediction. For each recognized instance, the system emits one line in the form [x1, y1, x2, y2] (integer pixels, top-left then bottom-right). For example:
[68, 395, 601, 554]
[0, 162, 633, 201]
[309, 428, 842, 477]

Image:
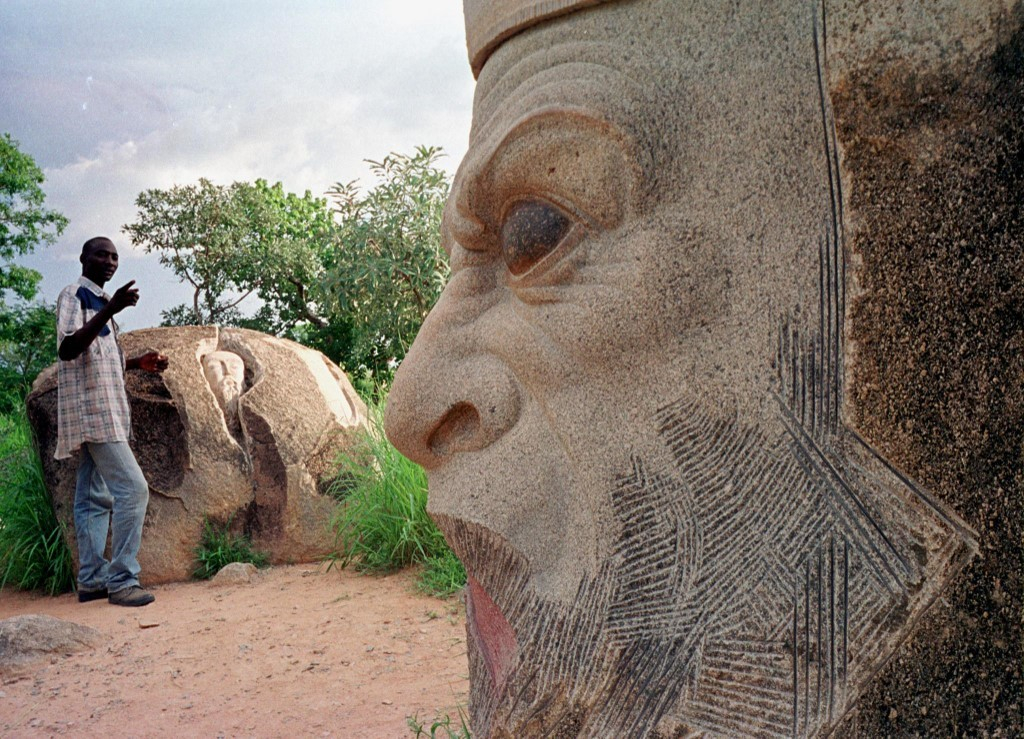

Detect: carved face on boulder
[202, 350, 245, 424]
[386, 1, 977, 735]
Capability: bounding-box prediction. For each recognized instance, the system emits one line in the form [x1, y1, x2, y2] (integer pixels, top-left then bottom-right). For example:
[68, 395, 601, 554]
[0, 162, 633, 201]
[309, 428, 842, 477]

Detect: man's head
[386, 2, 830, 728]
[388, 0, 824, 571]
[80, 236, 118, 287]
[384, 0, 978, 735]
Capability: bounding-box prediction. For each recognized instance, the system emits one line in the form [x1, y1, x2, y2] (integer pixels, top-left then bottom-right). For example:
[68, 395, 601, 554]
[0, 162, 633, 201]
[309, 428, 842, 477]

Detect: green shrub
[192, 517, 269, 580]
[327, 394, 466, 597]
[0, 410, 74, 595]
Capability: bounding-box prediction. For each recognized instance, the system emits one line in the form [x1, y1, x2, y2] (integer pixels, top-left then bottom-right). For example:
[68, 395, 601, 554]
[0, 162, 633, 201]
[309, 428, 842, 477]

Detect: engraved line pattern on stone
[652, 386, 972, 737]
[439, 371, 973, 736]
[776, 398, 913, 592]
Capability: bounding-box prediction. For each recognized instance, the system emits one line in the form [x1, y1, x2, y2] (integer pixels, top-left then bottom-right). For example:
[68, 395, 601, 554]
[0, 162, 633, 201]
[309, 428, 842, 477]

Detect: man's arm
[58, 281, 138, 361]
[126, 352, 169, 373]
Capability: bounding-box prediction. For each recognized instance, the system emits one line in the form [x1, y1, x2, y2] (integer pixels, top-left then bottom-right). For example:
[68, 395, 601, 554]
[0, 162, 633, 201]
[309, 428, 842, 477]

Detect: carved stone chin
[385, 0, 1020, 736]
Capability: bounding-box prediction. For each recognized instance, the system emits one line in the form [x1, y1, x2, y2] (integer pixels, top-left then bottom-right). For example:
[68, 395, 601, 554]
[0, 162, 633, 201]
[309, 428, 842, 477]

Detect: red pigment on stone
[466, 576, 517, 692]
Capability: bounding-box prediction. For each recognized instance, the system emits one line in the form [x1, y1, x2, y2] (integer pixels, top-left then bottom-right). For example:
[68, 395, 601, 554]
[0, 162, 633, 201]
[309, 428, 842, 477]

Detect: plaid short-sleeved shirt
[55, 276, 131, 459]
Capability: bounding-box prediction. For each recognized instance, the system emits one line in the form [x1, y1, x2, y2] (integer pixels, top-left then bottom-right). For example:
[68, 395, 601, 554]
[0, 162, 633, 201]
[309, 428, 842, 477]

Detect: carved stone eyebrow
[462, 106, 640, 237]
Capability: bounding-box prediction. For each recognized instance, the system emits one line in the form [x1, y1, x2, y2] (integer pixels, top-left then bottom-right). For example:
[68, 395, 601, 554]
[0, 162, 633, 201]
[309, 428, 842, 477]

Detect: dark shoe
[77, 587, 108, 603]
[108, 586, 155, 607]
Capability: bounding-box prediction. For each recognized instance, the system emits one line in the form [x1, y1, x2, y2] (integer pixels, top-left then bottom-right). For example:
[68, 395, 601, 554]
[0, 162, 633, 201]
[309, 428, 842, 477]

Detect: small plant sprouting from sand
[407, 706, 472, 738]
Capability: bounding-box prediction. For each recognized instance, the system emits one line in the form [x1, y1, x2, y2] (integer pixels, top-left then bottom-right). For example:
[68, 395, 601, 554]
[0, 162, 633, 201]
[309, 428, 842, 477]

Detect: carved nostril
[428, 402, 482, 456]
[386, 343, 522, 467]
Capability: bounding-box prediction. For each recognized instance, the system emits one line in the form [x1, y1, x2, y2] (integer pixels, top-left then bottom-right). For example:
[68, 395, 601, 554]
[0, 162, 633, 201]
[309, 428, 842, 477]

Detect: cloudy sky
[1, 0, 475, 329]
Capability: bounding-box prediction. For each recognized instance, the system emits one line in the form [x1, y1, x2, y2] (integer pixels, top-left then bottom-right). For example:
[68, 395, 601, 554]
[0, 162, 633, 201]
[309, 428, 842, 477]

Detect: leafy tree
[0, 133, 67, 413]
[1, 133, 68, 299]
[124, 177, 245, 325]
[124, 179, 335, 332]
[231, 180, 337, 335]
[124, 147, 451, 384]
[325, 145, 450, 378]
[0, 302, 56, 413]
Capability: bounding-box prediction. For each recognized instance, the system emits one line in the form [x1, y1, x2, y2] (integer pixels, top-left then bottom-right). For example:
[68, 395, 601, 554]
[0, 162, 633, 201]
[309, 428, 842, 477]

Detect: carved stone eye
[499, 199, 572, 275]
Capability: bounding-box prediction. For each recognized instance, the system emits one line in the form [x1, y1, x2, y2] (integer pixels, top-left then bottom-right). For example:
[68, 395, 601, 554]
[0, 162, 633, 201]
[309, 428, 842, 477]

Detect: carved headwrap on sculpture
[464, 0, 614, 76]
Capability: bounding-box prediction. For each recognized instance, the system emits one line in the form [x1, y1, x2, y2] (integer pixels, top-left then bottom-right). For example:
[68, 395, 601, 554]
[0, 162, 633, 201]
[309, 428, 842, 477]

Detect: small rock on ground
[0, 614, 106, 677]
[211, 562, 259, 586]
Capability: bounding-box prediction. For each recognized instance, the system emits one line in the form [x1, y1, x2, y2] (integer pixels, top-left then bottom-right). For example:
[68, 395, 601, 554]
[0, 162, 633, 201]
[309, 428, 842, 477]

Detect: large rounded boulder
[27, 326, 368, 584]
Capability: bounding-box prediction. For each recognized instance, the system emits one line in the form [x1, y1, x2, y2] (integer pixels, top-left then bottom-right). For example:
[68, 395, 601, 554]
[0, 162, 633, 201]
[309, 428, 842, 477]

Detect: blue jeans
[74, 441, 149, 593]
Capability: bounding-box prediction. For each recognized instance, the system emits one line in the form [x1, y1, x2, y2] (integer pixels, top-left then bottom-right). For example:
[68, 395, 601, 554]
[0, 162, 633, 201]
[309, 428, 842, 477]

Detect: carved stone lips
[465, 575, 518, 693]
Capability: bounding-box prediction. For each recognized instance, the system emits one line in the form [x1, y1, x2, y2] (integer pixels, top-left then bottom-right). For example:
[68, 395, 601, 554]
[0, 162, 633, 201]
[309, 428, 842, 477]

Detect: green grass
[417, 546, 467, 597]
[407, 706, 472, 738]
[327, 394, 466, 597]
[0, 409, 74, 595]
[192, 517, 270, 580]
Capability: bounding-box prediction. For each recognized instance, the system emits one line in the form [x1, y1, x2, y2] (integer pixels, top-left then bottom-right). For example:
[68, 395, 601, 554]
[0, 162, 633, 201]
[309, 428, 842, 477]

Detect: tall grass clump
[327, 394, 466, 597]
[0, 409, 74, 595]
[192, 517, 270, 580]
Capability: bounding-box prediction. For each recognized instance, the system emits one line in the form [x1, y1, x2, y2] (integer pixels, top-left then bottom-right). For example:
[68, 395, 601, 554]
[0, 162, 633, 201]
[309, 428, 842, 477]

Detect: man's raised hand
[109, 280, 140, 313]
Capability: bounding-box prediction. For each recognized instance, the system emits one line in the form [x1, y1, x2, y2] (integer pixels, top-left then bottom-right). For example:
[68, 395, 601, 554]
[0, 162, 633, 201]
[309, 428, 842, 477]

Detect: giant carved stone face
[385, 1, 985, 735]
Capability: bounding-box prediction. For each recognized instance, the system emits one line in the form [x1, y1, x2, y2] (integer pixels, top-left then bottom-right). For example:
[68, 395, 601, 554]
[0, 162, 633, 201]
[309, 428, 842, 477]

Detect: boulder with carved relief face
[27, 326, 368, 584]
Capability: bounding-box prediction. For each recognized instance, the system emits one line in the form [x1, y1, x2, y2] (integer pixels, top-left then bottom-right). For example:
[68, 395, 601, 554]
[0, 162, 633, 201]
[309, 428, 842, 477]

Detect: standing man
[55, 236, 168, 607]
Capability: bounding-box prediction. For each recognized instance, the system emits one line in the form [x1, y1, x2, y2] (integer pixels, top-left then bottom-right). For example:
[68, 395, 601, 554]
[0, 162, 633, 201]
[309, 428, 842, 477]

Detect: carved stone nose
[385, 352, 521, 469]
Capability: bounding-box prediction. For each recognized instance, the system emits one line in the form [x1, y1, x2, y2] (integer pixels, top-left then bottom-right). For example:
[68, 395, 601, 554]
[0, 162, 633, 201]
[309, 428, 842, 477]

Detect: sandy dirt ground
[0, 564, 469, 738]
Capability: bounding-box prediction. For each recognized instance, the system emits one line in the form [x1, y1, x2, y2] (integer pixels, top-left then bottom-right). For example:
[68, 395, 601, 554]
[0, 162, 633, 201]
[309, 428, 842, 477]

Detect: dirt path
[0, 564, 469, 738]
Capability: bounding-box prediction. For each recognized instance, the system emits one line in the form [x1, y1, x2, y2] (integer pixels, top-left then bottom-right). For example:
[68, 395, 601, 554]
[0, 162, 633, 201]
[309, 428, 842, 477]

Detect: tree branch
[287, 277, 328, 328]
[221, 288, 255, 312]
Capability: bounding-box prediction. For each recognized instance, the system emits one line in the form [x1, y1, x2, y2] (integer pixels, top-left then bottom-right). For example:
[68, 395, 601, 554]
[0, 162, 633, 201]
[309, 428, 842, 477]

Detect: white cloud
[2, 0, 475, 329]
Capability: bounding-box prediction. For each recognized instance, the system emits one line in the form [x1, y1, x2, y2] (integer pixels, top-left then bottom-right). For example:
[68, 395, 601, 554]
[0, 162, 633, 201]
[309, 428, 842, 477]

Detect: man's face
[387, 2, 978, 735]
[385, 7, 752, 732]
[203, 352, 244, 397]
[81, 239, 119, 287]
[385, 2, 868, 735]
[387, 2, 750, 583]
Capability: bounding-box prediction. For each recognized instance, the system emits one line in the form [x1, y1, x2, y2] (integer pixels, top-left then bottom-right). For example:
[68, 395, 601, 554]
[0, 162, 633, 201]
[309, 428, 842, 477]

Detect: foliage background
[0, 133, 71, 592]
[124, 146, 451, 385]
[328, 393, 465, 598]
[0, 132, 66, 414]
